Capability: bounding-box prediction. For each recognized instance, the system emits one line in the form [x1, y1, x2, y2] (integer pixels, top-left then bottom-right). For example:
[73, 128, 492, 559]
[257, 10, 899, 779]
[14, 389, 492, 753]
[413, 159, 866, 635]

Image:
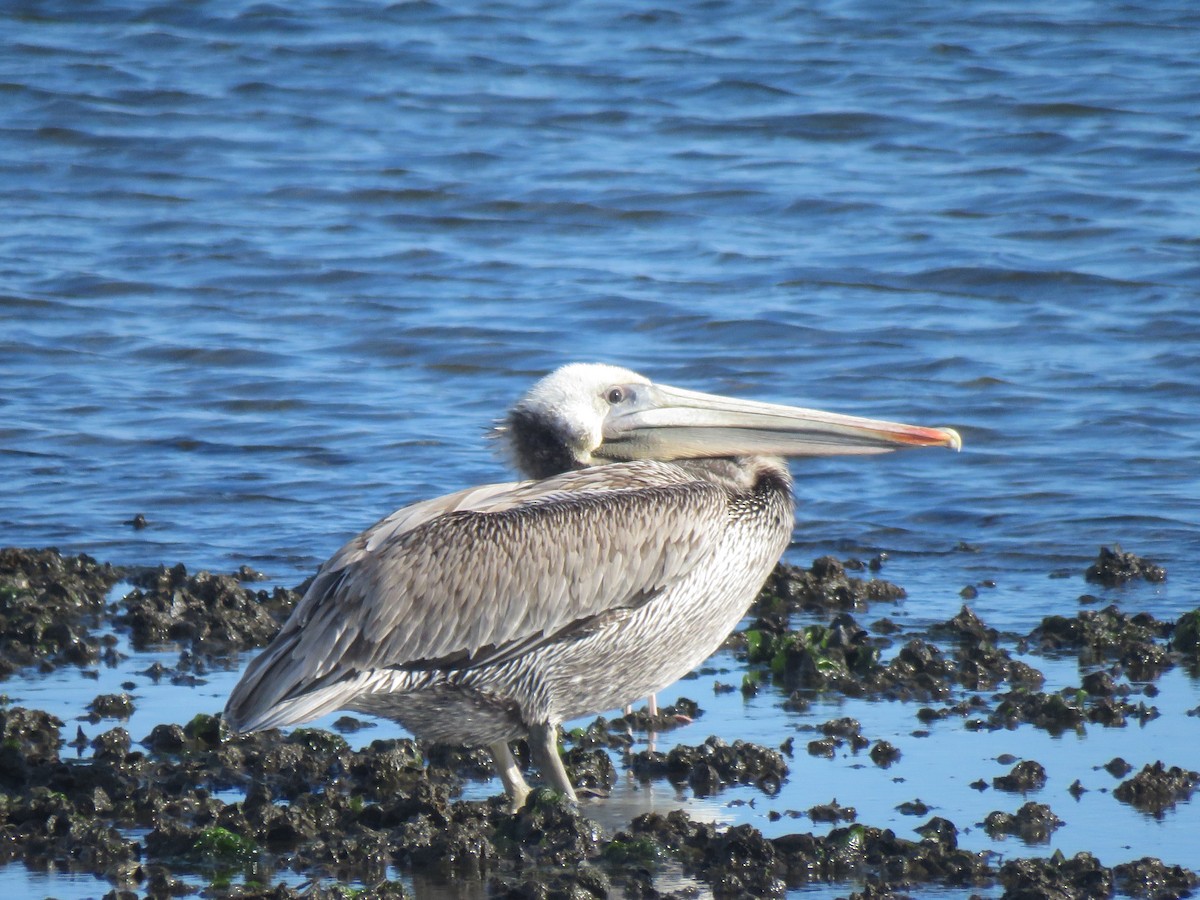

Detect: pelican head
[500, 363, 960, 480]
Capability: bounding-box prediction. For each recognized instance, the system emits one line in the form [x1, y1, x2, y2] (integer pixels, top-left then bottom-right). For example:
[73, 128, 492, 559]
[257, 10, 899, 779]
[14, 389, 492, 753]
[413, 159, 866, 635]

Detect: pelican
[224, 363, 960, 809]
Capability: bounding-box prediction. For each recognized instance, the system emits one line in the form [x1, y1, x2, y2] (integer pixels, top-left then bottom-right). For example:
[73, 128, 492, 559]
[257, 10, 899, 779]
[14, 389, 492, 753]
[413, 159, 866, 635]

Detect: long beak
[600, 383, 961, 460]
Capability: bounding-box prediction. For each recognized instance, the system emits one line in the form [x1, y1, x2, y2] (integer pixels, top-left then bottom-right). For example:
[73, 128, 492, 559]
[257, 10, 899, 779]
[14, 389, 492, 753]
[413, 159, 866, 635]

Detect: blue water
[3, 1, 1200, 897]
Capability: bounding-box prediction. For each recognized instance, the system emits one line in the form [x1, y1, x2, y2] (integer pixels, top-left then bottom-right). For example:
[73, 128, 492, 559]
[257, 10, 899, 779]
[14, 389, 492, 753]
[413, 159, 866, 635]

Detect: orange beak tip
[938, 427, 963, 452]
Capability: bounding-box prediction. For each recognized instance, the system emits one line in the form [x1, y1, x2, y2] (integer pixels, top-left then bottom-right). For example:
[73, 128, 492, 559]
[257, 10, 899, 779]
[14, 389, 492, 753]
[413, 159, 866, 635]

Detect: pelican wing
[224, 461, 727, 731]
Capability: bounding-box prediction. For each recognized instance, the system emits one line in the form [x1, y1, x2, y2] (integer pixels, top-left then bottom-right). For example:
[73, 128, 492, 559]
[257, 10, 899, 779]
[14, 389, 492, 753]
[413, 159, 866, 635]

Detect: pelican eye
[606, 386, 626, 405]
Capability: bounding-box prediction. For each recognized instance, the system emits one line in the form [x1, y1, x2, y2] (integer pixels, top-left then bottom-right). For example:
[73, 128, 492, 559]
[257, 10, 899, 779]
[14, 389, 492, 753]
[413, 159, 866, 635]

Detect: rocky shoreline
[0, 545, 1196, 899]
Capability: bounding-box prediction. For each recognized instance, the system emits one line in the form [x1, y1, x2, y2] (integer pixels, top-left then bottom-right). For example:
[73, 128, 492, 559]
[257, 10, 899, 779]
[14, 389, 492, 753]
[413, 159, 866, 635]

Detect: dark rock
[630, 736, 787, 795]
[495, 790, 603, 868]
[913, 816, 957, 849]
[821, 716, 862, 738]
[987, 681, 1158, 734]
[1104, 757, 1133, 778]
[1085, 545, 1165, 586]
[752, 557, 906, 615]
[91, 727, 133, 762]
[629, 809, 991, 896]
[933, 605, 997, 644]
[1080, 671, 1118, 697]
[10, 545, 1200, 900]
[490, 868, 609, 899]
[999, 851, 1112, 899]
[0, 547, 122, 677]
[1113, 762, 1199, 815]
[143, 723, 189, 753]
[185, 712, 223, 747]
[889, 639, 953, 684]
[869, 740, 901, 767]
[1029, 605, 1171, 680]
[1112, 857, 1200, 899]
[88, 692, 135, 720]
[425, 742, 494, 779]
[955, 636, 1045, 691]
[807, 737, 838, 758]
[1172, 609, 1200, 656]
[871, 617, 902, 634]
[234, 565, 266, 582]
[563, 746, 617, 793]
[615, 697, 700, 734]
[0, 705, 64, 788]
[982, 801, 1063, 843]
[626, 811, 786, 896]
[988, 690, 1085, 734]
[808, 799, 856, 823]
[993, 760, 1047, 793]
[115, 563, 300, 654]
[744, 613, 962, 702]
[564, 716, 634, 756]
[69, 725, 90, 751]
[781, 691, 810, 713]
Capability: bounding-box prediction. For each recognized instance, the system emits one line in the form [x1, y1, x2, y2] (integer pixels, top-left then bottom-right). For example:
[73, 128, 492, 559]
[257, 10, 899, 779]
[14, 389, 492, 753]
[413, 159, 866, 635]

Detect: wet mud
[1, 546, 1197, 898]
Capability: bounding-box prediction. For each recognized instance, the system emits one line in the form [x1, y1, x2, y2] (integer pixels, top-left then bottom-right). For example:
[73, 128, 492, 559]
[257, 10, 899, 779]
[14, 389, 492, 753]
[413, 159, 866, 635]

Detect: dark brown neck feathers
[505, 407, 584, 480]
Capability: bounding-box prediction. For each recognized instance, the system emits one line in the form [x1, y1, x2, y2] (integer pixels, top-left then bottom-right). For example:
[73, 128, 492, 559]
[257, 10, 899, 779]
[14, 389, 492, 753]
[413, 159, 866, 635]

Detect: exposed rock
[1112, 857, 1200, 899]
[118, 564, 300, 657]
[1172, 609, 1200, 656]
[807, 799, 856, 823]
[1085, 545, 1166, 586]
[998, 851, 1113, 899]
[1113, 762, 1199, 816]
[752, 557, 906, 615]
[1104, 757, 1133, 778]
[982, 801, 1063, 843]
[115, 562, 300, 653]
[1029, 606, 1172, 680]
[87, 692, 135, 721]
[993, 760, 1047, 793]
[630, 736, 788, 795]
[869, 740, 901, 767]
[4, 546, 1196, 900]
[0, 547, 122, 677]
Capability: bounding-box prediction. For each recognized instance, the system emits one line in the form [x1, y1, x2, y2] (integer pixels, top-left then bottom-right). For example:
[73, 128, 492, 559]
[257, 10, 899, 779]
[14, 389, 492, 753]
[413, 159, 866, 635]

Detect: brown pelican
[224, 363, 960, 809]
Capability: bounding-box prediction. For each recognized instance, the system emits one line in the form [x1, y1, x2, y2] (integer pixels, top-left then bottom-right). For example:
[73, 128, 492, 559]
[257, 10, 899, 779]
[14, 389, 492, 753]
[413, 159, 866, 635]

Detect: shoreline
[1, 546, 1195, 899]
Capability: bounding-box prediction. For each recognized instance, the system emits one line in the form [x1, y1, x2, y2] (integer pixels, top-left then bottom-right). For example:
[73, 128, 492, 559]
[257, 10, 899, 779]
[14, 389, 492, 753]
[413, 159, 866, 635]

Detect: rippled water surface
[3, 1, 1200, 897]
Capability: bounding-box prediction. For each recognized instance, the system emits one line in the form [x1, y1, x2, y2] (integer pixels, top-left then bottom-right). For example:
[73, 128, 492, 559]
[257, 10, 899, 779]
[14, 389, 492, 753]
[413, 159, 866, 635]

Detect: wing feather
[224, 461, 726, 732]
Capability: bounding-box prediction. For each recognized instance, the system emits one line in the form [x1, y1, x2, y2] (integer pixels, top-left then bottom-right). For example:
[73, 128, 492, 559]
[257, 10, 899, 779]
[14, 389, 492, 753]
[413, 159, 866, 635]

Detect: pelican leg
[490, 741, 532, 812]
[623, 694, 658, 718]
[645, 694, 661, 747]
[529, 722, 577, 802]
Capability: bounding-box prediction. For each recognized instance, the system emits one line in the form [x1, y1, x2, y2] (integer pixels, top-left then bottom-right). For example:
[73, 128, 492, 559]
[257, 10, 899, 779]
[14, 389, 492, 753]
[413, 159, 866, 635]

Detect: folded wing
[224, 460, 727, 731]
